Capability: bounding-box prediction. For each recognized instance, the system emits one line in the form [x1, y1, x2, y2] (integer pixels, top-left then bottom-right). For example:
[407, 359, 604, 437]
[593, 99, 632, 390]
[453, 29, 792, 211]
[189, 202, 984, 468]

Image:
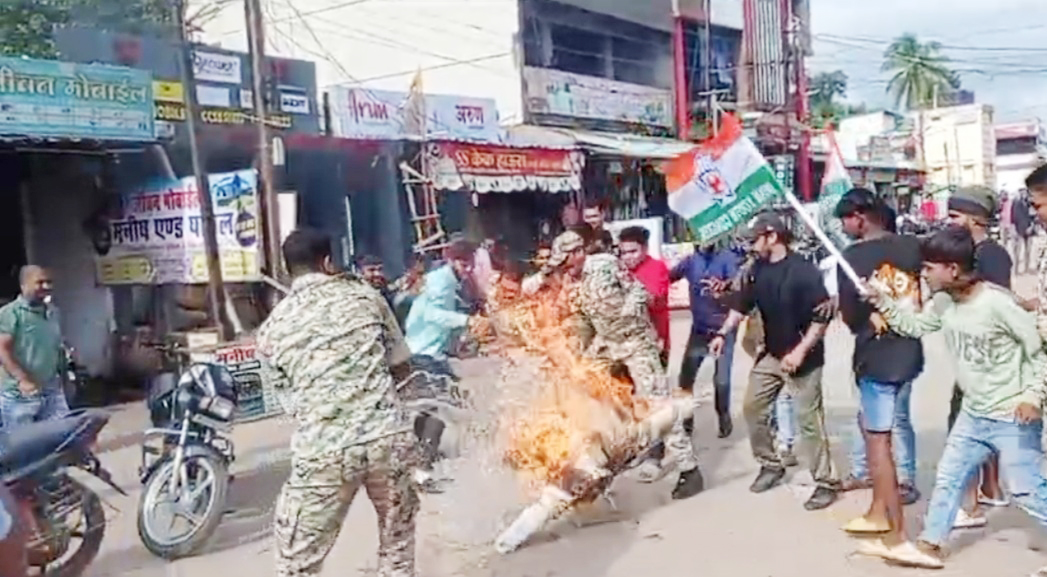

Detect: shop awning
[506, 125, 695, 159]
[427, 140, 584, 194]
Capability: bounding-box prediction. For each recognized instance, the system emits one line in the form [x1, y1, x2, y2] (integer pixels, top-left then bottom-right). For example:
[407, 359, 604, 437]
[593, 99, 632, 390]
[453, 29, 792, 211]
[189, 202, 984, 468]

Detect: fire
[476, 275, 652, 491]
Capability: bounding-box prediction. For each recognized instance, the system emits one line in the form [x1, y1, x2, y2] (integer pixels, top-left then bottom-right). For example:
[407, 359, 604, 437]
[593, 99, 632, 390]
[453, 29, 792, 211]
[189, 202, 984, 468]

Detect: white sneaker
[635, 460, 665, 483]
[881, 541, 945, 569]
[953, 509, 988, 529]
[978, 491, 1009, 507]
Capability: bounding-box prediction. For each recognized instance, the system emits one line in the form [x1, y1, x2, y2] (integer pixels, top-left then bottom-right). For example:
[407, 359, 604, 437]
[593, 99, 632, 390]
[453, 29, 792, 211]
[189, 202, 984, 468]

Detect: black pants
[678, 331, 736, 419]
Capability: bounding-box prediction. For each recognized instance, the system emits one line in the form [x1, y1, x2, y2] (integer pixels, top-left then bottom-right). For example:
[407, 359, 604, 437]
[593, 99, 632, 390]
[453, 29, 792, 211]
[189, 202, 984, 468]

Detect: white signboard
[193, 51, 242, 85]
[327, 86, 501, 142]
[280, 92, 310, 114]
[195, 85, 231, 108]
[522, 66, 674, 127]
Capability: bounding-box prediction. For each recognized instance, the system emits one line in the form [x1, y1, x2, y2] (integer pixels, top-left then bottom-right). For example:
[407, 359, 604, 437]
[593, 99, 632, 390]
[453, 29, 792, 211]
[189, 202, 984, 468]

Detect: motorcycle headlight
[202, 396, 235, 420]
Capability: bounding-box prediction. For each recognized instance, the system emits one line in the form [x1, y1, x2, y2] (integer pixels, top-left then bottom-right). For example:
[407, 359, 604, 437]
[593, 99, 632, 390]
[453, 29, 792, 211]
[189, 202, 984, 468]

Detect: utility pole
[789, 0, 813, 201]
[702, 0, 716, 136]
[245, 0, 284, 287]
[671, 0, 690, 139]
[174, 0, 232, 341]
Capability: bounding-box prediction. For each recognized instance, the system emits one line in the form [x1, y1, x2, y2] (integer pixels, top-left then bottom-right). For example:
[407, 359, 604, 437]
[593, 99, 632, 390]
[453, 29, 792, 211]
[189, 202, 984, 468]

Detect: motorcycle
[136, 348, 238, 560]
[61, 345, 87, 409]
[1, 410, 125, 576]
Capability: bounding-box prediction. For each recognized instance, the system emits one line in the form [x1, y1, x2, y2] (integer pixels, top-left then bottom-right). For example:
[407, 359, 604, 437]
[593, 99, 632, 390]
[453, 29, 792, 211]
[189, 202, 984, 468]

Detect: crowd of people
[249, 165, 1047, 576]
[7, 165, 1047, 576]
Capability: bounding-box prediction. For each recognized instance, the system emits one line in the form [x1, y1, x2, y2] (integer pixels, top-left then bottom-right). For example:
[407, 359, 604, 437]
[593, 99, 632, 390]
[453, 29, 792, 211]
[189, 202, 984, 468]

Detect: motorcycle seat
[0, 410, 108, 476]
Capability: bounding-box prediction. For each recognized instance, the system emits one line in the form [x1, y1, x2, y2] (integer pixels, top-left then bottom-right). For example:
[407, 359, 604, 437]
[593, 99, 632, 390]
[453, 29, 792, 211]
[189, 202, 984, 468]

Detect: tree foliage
[809, 70, 867, 129]
[810, 70, 848, 111]
[0, 0, 175, 59]
[882, 33, 960, 110]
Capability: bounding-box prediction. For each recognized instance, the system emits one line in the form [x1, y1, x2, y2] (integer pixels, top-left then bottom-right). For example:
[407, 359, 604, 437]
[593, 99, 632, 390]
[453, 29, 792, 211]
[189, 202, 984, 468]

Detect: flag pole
[777, 188, 867, 295]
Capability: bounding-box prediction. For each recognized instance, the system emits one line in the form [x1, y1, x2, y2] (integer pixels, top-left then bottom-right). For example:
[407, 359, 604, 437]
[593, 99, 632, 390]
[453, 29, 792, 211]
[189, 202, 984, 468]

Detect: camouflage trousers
[586, 338, 700, 472]
[274, 432, 420, 577]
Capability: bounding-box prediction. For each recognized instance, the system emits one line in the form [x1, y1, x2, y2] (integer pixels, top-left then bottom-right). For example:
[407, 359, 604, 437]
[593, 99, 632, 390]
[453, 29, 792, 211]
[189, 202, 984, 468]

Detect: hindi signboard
[0, 56, 154, 141]
[213, 342, 282, 422]
[522, 66, 673, 127]
[95, 169, 262, 284]
[427, 141, 584, 193]
[328, 87, 501, 142]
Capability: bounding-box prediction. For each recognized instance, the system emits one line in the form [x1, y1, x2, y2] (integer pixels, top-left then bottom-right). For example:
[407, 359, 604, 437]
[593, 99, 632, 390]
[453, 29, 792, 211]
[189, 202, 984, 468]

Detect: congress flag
[817, 130, 854, 250]
[665, 115, 784, 244]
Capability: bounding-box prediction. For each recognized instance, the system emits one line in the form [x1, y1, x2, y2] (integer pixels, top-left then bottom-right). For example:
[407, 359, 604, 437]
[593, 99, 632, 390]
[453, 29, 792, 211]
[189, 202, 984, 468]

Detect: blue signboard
[0, 56, 154, 141]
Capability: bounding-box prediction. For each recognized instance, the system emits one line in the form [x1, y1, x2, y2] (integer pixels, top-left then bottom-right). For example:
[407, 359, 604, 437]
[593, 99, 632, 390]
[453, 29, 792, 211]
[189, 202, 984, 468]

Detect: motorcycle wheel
[136, 446, 229, 559]
[39, 477, 106, 577]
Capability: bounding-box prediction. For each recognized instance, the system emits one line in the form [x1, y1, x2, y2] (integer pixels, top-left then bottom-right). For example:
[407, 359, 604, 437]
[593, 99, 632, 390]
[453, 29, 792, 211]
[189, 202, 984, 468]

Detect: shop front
[425, 140, 584, 263]
[327, 86, 508, 267]
[0, 55, 169, 383]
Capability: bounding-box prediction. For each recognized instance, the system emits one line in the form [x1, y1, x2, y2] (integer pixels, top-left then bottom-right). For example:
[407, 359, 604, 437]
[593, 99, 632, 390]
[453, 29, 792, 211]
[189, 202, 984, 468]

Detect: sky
[807, 0, 1047, 123]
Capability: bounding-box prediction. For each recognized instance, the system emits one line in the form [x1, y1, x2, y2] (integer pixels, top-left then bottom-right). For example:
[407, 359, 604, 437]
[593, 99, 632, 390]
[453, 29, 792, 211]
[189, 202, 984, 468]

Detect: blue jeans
[679, 329, 736, 417]
[0, 385, 70, 429]
[775, 393, 795, 447]
[920, 411, 1047, 546]
[849, 379, 916, 485]
[0, 486, 10, 540]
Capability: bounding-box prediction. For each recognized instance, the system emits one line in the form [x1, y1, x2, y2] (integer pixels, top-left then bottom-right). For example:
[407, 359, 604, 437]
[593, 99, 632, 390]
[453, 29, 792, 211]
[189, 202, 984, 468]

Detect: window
[611, 36, 659, 87]
[997, 136, 1038, 156]
[521, 15, 545, 67]
[549, 24, 606, 77]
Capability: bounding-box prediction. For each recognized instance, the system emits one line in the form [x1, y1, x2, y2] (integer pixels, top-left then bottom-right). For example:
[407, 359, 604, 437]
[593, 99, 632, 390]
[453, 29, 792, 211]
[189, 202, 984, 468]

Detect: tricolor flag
[665, 115, 784, 244]
[817, 131, 854, 250]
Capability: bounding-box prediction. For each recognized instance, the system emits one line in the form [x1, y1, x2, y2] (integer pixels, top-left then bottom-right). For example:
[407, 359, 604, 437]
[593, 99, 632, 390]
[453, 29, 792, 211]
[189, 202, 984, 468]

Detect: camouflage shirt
[256, 273, 413, 459]
[571, 254, 656, 352]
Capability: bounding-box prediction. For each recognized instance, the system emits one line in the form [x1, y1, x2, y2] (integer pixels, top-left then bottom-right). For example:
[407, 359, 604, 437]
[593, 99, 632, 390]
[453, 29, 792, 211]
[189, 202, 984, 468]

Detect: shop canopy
[506, 125, 696, 160]
[426, 140, 584, 194]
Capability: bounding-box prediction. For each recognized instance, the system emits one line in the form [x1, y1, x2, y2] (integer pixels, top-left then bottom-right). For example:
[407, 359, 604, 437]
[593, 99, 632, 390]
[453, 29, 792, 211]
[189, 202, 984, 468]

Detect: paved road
[78, 275, 1047, 577]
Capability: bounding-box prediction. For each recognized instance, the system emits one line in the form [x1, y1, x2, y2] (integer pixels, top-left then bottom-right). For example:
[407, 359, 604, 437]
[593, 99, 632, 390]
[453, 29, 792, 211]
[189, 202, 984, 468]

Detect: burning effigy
[480, 272, 698, 554]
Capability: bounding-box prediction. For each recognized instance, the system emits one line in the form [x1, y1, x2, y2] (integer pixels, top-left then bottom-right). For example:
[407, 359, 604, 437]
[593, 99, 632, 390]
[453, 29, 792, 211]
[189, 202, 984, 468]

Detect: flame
[476, 274, 651, 490]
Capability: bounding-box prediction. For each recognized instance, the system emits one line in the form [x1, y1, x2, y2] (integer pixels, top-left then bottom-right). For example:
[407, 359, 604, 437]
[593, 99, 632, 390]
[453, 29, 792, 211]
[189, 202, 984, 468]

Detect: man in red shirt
[618, 226, 670, 366]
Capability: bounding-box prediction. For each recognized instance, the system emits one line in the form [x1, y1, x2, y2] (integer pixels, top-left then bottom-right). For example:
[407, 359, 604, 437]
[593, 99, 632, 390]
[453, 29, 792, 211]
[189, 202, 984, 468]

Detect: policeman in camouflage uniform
[550, 230, 705, 500]
[257, 228, 419, 577]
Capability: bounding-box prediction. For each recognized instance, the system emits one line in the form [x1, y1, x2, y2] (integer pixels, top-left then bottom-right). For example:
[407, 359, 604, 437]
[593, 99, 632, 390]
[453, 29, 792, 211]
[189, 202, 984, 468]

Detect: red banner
[428, 142, 584, 193]
[443, 143, 576, 177]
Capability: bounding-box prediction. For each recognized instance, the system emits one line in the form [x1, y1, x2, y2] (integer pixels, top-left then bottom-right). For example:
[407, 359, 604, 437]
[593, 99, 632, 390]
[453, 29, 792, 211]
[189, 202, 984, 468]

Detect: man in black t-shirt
[834, 188, 924, 544]
[944, 185, 1012, 524]
[709, 212, 839, 511]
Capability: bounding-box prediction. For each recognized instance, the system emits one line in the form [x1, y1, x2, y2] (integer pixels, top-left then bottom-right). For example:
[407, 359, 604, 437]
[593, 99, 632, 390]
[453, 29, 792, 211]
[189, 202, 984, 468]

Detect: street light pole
[174, 0, 231, 341]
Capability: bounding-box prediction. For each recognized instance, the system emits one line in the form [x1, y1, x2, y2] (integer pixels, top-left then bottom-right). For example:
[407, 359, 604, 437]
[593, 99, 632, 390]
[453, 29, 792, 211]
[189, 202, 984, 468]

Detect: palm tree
[881, 33, 959, 110]
[810, 70, 849, 128]
[811, 70, 848, 110]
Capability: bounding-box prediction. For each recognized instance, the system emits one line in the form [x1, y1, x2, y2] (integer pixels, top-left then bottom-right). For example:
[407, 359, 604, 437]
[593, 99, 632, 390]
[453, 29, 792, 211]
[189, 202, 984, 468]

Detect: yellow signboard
[156, 102, 187, 121]
[153, 81, 185, 103]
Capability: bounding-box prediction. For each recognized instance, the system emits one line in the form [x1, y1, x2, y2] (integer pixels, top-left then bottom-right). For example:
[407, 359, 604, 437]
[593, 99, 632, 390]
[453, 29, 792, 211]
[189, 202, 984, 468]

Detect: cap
[743, 212, 789, 241]
[948, 185, 996, 220]
[549, 230, 585, 267]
